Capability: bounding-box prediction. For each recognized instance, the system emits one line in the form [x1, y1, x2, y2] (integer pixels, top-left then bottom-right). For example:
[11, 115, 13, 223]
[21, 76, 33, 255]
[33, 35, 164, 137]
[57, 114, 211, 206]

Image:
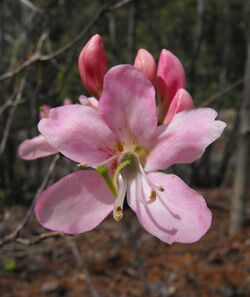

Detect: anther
[114, 206, 123, 221]
[150, 190, 157, 201]
[77, 163, 88, 170]
[141, 190, 157, 205]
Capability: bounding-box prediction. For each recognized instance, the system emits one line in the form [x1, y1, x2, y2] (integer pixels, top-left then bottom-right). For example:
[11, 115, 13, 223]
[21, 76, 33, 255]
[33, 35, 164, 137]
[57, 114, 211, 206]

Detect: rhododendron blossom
[35, 64, 226, 244]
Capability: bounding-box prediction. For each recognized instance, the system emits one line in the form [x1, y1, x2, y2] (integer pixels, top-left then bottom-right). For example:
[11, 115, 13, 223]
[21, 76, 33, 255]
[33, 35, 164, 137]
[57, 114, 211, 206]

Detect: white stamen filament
[113, 175, 127, 221]
[138, 162, 164, 193]
[136, 173, 157, 205]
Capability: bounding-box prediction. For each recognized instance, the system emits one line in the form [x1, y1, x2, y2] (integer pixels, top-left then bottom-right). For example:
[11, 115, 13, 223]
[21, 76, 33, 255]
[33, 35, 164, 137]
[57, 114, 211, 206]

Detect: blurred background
[0, 0, 249, 296]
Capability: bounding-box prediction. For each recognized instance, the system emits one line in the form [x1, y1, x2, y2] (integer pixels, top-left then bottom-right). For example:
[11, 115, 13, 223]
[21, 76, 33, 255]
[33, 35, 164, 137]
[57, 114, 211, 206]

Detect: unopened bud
[78, 34, 107, 99]
[157, 49, 186, 122]
[39, 105, 51, 119]
[63, 98, 72, 105]
[163, 89, 194, 124]
[134, 49, 156, 85]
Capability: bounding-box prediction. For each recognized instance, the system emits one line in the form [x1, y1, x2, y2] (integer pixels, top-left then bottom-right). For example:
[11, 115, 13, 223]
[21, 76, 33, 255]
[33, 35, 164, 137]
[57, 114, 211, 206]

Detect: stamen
[136, 174, 157, 205]
[77, 163, 88, 170]
[138, 162, 164, 192]
[114, 206, 123, 221]
[113, 175, 127, 221]
[96, 165, 118, 197]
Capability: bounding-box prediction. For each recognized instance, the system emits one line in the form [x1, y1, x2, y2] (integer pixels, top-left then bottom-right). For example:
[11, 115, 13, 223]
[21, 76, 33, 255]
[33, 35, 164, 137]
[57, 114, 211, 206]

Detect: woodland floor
[0, 187, 250, 297]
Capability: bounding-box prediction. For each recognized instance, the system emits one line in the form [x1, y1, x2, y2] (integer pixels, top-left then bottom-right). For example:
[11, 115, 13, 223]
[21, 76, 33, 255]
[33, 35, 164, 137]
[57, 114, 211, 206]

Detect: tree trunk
[127, 0, 137, 63]
[229, 22, 250, 233]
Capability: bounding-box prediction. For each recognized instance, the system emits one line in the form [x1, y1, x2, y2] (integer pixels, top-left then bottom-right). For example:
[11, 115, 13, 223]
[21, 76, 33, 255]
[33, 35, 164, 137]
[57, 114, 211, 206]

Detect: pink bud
[39, 105, 51, 119]
[79, 95, 98, 110]
[134, 49, 156, 85]
[157, 49, 186, 122]
[78, 34, 107, 99]
[163, 89, 194, 124]
[63, 98, 72, 105]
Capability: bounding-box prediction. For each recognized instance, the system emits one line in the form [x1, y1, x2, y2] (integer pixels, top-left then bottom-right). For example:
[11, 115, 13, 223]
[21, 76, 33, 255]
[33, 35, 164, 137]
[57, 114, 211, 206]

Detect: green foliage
[4, 259, 17, 273]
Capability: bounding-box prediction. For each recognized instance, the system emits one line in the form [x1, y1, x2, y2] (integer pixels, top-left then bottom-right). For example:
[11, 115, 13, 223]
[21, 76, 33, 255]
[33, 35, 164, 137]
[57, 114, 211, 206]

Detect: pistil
[96, 165, 118, 197]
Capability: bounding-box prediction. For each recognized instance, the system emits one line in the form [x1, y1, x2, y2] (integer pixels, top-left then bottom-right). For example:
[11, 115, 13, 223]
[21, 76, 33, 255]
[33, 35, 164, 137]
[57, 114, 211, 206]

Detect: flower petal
[99, 65, 157, 146]
[163, 88, 194, 124]
[38, 104, 117, 166]
[145, 108, 226, 172]
[157, 49, 186, 108]
[35, 171, 114, 234]
[127, 172, 212, 244]
[18, 135, 58, 160]
[134, 49, 156, 85]
[79, 95, 98, 110]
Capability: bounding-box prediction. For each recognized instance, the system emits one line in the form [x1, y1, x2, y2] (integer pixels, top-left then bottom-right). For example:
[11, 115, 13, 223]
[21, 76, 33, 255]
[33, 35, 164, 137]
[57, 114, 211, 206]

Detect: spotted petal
[128, 172, 212, 244]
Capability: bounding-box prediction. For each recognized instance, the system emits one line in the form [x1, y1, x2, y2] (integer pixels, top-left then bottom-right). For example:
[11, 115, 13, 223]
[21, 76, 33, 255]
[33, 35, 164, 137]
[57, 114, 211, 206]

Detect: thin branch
[0, 0, 133, 82]
[66, 237, 100, 297]
[0, 78, 25, 156]
[122, 219, 151, 296]
[19, 0, 42, 13]
[0, 54, 38, 82]
[200, 76, 250, 107]
[0, 86, 18, 116]
[109, 0, 133, 10]
[0, 154, 60, 247]
[16, 231, 64, 245]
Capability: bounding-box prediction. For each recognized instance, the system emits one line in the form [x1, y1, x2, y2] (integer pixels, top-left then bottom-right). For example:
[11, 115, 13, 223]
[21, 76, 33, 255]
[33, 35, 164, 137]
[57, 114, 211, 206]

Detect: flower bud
[39, 105, 51, 119]
[157, 49, 186, 122]
[78, 34, 107, 99]
[63, 98, 72, 105]
[134, 49, 156, 85]
[79, 95, 98, 110]
[163, 89, 194, 124]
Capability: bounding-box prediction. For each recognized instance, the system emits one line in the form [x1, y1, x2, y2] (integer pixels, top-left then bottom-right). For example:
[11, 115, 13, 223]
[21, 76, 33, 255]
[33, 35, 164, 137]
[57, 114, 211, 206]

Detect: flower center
[96, 151, 164, 222]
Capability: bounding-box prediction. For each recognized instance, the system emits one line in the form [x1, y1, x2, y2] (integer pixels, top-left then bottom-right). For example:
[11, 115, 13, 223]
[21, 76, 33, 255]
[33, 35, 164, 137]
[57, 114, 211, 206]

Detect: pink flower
[18, 99, 72, 160]
[35, 65, 226, 244]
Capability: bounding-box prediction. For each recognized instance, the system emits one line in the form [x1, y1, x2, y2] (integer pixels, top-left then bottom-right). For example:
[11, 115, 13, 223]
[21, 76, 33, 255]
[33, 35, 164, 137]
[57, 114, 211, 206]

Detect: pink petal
[157, 49, 186, 122]
[99, 65, 157, 146]
[18, 135, 58, 160]
[145, 108, 226, 172]
[134, 49, 156, 85]
[35, 171, 114, 234]
[38, 104, 117, 166]
[78, 34, 107, 98]
[128, 172, 212, 244]
[79, 95, 99, 110]
[163, 88, 194, 124]
[145, 108, 226, 171]
[157, 49, 186, 105]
